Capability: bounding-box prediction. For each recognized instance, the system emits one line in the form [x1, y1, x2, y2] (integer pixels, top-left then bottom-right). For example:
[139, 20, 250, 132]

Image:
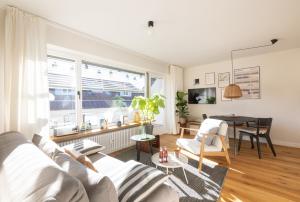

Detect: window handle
[77, 91, 81, 100]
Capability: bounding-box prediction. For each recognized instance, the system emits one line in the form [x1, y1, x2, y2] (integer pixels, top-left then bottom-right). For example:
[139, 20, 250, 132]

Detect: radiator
[58, 126, 142, 154]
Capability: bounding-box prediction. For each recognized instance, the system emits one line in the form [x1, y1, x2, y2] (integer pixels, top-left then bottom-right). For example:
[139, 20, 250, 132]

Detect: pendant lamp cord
[230, 40, 278, 84]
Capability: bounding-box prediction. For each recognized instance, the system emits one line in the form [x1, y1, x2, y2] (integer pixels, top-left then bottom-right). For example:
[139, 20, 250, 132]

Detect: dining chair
[238, 118, 276, 159]
[176, 118, 231, 172]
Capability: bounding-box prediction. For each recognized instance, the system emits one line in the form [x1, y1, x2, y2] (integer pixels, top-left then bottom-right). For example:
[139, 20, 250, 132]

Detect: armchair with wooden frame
[176, 119, 231, 172]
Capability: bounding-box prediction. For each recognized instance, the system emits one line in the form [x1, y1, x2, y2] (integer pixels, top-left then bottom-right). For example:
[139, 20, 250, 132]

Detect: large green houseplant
[131, 94, 165, 135]
[176, 91, 189, 124]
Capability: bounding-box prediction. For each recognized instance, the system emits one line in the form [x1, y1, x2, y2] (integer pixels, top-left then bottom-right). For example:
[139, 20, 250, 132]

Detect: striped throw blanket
[110, 160, 169, 202]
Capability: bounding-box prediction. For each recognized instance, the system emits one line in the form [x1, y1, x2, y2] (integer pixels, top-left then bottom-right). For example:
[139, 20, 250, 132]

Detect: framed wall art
[205, 72, 215, 85]
[234, 66, 260, 99]
[218, 72, 230, 88]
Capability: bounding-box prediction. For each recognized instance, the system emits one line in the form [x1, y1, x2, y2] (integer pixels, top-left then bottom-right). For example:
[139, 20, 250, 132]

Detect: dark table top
[210, 115, 257, 122]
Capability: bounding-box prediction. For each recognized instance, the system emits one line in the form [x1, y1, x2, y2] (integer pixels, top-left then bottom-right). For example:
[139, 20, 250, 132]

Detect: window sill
[51, 122, 141, 143]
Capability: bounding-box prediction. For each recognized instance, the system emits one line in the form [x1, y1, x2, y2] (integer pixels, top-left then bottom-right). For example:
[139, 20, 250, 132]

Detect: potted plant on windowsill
[131, 94, 165, 135]
[176, 91, 189, 124]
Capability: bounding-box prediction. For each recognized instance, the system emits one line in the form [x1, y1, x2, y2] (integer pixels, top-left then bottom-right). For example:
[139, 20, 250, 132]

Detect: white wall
[184, 48, 300, 148]
[46, 25, 168, 74]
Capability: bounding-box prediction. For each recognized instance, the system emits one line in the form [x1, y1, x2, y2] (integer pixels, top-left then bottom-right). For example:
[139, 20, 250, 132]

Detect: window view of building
[47, 56, 145, 132]
[81, 61, 145, 127]
[48, 56, 77, 130]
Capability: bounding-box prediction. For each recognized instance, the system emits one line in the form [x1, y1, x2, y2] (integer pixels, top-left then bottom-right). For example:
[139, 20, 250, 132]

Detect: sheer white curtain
[166, 65, 183, 134]
[1, 6, 49, 139]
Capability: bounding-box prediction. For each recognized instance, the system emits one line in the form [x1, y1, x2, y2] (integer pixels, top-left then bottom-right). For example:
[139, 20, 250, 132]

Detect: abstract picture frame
[205, 72, 215, 85]
[218, 72, 230, 88]
[234, 66, 260, 99]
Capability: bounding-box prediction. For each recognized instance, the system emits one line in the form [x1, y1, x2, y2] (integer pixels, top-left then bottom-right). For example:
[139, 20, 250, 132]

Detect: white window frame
[148, 72, 167, 128]
[47, 46, 150, 130]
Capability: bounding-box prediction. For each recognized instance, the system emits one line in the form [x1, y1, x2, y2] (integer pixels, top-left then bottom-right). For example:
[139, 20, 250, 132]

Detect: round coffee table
[130, 134, 155, 161]
[151, 152, 189, 184]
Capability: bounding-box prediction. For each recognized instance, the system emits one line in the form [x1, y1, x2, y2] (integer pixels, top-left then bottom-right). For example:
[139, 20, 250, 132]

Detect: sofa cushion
[54, 151, 118, 202]
[176, 138, 220, 155]
[65, 147, 98, 172]
[0, 131, 89, 202]
[32, 133, 63, 159]
[89, 152, 179, 202]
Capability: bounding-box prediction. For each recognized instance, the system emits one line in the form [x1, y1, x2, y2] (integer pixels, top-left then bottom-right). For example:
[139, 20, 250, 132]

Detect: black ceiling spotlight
[271, 39, 278, 45]
[147, 21, 154, 35]
[148, 20, 154, 27]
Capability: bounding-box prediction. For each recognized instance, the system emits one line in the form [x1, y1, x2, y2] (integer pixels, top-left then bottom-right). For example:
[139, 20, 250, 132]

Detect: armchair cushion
[194, 118, 224, 145]
[176, 138, 220, 155]
[239, 127, 268, 135]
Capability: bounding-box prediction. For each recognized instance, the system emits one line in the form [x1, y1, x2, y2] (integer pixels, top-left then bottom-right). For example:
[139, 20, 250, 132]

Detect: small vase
[134, 111, 141, 123]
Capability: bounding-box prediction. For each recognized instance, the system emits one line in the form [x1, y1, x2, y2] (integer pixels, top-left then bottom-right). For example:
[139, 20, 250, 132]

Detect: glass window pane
[81, 62, 145, 127]
[150, 76, 165, 125]
[48, 56, 77, 131]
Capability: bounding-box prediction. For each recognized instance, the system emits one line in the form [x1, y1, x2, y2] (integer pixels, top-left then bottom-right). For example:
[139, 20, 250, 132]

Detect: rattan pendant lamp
[224, 39, 278, 99]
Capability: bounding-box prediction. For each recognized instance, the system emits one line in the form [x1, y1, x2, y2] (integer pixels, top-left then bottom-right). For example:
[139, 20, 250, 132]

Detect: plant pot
[179, 117, 187, 124]
[144, 124, 154, 135]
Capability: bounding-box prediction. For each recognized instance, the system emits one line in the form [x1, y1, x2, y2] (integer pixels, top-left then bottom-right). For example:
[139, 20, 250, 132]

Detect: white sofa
[0, 131, 179, 202]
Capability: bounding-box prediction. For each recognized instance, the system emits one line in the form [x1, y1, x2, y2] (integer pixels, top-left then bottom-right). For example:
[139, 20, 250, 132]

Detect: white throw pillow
[194, 126, 219, 145]
[63, 139, 104, 156]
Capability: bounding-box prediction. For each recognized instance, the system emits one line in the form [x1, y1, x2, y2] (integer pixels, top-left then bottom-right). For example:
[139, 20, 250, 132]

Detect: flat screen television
[188, 87, 216, 104]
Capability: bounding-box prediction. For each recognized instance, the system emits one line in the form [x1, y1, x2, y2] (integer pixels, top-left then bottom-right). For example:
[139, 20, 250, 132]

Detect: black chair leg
[265, 135, 277, 157]
[238, 133, 243, 152]
[255, 136, 262, 159]
[250, 136, 254, 149]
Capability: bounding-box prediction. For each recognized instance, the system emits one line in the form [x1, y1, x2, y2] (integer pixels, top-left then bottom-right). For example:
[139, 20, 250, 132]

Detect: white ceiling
[2, 0, 300, 67]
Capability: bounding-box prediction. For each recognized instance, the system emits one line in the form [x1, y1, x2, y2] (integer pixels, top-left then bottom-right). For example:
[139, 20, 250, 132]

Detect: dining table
[210, 115, 257, 156]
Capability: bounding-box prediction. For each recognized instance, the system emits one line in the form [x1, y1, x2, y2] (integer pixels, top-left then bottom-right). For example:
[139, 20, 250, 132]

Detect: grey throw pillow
[32, 134, 63, 159]
[54, 152, 118, 202]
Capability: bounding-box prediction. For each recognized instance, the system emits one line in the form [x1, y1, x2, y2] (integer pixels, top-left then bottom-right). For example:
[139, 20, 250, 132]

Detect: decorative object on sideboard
[224, 39, 278, 99]
[122, 115, 129, 125]
[234, 66, 261, 99]
[218, 72, 230, 88]
[175, 91, 189, 124]
[133, 111, 141, 123]
[194, 78, 200, 85]
[205, 72, 215, 85]
[117, 121, 122, 127]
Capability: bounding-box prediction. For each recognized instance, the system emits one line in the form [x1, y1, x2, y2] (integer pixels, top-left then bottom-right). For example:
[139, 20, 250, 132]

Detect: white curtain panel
[166, 65, 183, 134]
[1, 6, 49, 138]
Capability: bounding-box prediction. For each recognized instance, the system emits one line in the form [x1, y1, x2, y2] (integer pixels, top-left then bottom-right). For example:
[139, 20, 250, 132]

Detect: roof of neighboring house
[48, 73, 144, 93]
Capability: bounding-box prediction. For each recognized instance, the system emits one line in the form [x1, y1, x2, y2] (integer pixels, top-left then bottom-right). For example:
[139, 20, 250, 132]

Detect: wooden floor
[160, 134, 300, 202]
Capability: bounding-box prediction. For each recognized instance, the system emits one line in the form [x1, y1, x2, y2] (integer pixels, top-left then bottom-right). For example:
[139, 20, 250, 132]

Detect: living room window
[47, 55, 146, 134]
[150, 74, 165, 125]
[48, 56, 77, 130]
[81, 61, 145, 128]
